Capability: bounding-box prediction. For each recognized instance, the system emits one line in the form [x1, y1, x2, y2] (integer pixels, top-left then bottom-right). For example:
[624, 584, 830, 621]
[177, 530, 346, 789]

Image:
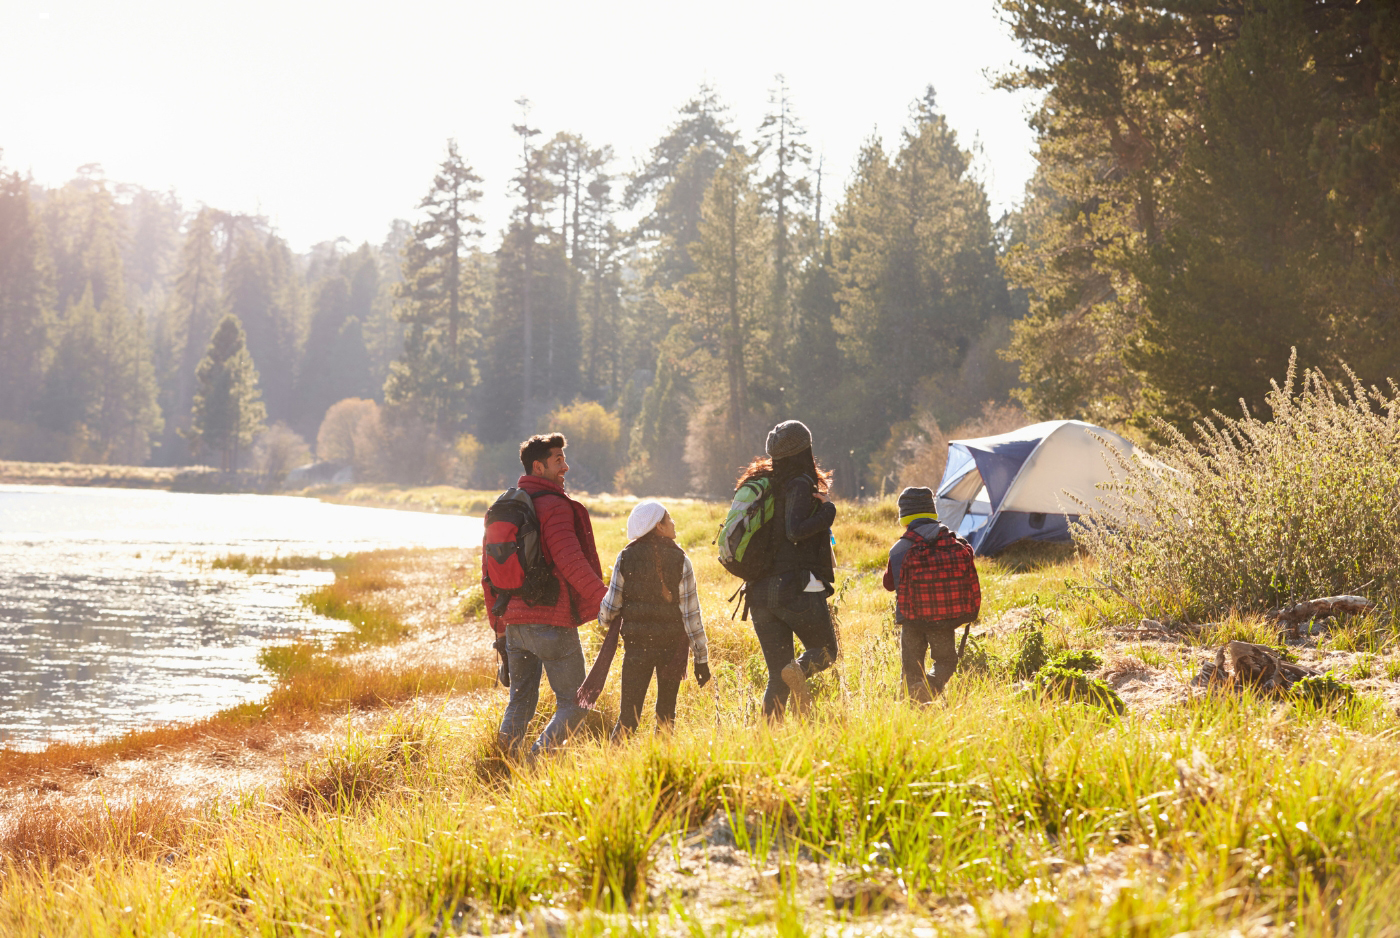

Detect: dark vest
[618, 534, 687, 644]
[771, 473, 836, 583]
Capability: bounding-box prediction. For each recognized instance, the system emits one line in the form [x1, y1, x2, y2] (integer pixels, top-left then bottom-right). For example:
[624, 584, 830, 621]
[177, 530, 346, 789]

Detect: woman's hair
[735, 449, 833, 493]
[639, 521, 675, 602]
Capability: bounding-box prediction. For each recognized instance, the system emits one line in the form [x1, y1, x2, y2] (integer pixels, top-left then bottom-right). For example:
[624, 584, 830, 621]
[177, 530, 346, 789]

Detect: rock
[695, 811, 737, 847]
[829, 876, 906, 913]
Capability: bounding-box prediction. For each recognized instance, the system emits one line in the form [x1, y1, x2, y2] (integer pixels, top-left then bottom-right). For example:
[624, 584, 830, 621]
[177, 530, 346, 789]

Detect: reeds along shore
[3, 485, 1400, 935]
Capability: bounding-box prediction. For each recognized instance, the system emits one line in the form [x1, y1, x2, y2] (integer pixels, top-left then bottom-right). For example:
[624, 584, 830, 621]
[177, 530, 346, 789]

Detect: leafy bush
[957, 636, 997, 676]
[1010, 627, 1049, 678]
[1026, 665, 1126, 715]
[543, 399, 621, 492]
[1292, 673, 1356, 708]
[1078, 353, 1400, 620]
[248, 422, 311, 476]
[1049, 649, 1103, 672]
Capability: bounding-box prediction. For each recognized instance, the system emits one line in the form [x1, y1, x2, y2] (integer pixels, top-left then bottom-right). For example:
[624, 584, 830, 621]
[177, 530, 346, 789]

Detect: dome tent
[934, 420, 1139, 555]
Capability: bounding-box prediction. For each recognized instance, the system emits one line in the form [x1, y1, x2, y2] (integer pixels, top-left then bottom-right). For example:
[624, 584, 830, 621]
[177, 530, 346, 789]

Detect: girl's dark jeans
[612, 636, 688, 739]
[750, 591, 838, 716]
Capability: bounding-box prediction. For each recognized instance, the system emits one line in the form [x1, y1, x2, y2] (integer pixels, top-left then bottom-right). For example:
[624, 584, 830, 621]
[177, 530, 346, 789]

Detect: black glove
[694, 660, 711, 687]
[493, 634, 510, 688]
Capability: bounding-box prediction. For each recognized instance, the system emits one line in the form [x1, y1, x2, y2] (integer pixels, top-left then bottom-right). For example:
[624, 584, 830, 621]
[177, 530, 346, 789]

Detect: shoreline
[0, 459, 272, 493]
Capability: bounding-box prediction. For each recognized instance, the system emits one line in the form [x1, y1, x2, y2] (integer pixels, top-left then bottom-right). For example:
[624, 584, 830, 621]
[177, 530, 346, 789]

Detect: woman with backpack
[590, 500, 711, 739]
[738, 420, 840, 718]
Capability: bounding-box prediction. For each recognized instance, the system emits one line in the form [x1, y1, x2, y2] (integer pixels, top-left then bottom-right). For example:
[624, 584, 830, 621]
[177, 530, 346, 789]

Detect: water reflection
[0, 484, 482, 749]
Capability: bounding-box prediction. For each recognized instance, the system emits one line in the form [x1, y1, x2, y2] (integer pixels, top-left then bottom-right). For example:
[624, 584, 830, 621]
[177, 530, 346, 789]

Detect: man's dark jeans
[751, 591, 838, 717]
[498, 623, 588, 756]
[611, 636, 688, 739]
[901, 620, 960, 703]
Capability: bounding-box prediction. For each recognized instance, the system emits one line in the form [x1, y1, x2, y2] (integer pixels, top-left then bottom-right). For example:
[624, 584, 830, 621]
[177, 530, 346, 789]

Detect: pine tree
[298, 272, 373, 434]
[164, 209, 227, 456]
[830, 89, 1009, 468]
[579, 171, 626, 400]
[1000, 0, 1400, 427]
[189, 314, 266, 470]
[36, 284, 162, 464]
[118, 184, 182, 317]
[225, 228, 299, 423]
[755, 74, 813, 393]
[510, 103, 549, 431]
[0, 165, 53, 427]
[1128, 3, 1334, 426]
[383, 140, 483, 436]
[625, 84, 738, 291]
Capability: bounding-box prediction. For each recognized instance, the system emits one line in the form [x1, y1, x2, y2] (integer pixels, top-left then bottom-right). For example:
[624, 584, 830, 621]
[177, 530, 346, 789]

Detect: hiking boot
[781, 660, 812, 716]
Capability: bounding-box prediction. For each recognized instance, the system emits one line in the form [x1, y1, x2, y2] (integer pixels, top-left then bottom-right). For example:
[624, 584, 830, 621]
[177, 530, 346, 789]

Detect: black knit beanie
[897, 486, 937, 519]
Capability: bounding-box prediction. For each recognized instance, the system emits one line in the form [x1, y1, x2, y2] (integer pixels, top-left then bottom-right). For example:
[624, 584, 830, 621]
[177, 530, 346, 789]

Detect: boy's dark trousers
[901, 620, 960, 703]
[612, 635, 688, 738]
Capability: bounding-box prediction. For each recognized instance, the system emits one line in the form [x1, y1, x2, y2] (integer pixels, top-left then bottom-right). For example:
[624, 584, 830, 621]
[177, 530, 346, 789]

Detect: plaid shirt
[599, 548, 708, 664]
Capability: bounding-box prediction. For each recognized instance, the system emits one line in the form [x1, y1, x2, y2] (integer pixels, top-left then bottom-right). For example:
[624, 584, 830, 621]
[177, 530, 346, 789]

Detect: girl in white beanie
[578, 500, 710, 738]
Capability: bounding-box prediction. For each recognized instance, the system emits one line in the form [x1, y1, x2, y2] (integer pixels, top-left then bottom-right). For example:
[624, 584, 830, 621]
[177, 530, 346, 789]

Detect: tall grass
[1079, 352, 1400, 621]
[3, 685, 1399, 936]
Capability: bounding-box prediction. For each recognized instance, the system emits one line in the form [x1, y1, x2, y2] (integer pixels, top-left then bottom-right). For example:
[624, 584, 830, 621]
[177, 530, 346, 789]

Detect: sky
[1, 0, 1043, 253]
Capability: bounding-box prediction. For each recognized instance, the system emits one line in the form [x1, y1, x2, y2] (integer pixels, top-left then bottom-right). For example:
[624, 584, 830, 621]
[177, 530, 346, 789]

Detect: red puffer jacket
[482, 475, 606, 634]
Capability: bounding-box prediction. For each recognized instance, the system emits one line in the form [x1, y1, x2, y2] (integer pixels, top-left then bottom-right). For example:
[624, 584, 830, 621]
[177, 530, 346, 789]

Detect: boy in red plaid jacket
[882, 487, 980, 702]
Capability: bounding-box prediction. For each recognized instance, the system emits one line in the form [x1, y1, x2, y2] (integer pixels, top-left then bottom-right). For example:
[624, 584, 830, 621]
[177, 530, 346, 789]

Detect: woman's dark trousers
[750, 592, 838, 717]
[612, 637, 688, 739]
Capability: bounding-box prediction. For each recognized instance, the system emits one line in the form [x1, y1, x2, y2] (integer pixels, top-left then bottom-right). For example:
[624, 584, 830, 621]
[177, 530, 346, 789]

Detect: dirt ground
[983, 606, 1400, 716]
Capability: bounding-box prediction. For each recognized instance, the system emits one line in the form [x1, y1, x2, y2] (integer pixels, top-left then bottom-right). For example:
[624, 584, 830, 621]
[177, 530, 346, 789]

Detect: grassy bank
[3, 493, 1399, 935]
[0, 458, 272, 492]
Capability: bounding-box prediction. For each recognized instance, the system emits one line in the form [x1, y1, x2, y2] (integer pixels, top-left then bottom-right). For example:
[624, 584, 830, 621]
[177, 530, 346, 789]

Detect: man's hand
[493, 633, 510, 688]
[694, 660, 711, 687]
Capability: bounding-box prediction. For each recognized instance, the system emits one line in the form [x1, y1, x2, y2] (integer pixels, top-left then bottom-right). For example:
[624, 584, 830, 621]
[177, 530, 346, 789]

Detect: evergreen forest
[2, 0, 1396, 497]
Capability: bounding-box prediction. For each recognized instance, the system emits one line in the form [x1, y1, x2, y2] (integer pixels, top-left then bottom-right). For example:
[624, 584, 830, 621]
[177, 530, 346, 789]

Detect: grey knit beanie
[765, 420, 813, 460]
[897, 486, 937, 519]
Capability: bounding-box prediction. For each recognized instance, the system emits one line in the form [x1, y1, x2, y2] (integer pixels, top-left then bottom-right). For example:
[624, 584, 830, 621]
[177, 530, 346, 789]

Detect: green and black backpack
[716, 476, 778, 582]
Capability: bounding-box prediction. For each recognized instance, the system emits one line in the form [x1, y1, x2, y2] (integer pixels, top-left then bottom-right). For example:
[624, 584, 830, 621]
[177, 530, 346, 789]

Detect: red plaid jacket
[883, 522, 980, 624]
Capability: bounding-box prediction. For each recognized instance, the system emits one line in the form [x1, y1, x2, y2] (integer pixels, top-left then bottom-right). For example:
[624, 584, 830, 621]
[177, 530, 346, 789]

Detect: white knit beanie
[626, 500, 668, 541]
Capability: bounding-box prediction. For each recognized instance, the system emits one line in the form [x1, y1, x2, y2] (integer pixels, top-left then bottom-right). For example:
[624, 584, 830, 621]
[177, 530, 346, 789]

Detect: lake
[0, 484, 483, 750]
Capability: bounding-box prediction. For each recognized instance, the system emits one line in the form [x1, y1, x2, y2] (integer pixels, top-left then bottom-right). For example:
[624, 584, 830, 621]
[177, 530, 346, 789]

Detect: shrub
[1078, 353, 1400, 621]
[1292, 673, 1356, 708]
[1049, 649, 1104, 672]
[1010, 627, 1049, 678]
[543, 399, 621, 492]
[249, 422, 311, 476]
[957, 637, 998, 675]
[316, 397, 377, 466]
[1026, 665, 1126, 715]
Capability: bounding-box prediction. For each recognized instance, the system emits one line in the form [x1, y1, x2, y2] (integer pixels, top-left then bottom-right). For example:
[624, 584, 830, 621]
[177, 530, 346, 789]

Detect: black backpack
[482, 488, 561, 616]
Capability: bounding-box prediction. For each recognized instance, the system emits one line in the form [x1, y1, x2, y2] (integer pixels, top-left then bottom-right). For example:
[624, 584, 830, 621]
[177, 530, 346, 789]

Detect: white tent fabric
[934, 420, 1139, 555]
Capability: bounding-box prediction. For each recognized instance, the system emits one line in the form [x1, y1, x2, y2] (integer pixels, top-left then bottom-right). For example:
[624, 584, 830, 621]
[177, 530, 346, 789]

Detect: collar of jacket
[517, 474, 568, 497]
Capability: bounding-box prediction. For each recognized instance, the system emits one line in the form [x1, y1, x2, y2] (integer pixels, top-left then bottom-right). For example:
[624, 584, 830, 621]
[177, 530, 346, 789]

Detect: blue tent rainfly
[934, 420, 1140, 555]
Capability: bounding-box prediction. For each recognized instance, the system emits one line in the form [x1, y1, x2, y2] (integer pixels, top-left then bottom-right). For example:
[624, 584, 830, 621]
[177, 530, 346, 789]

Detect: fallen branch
[1267, 595, 1375, 625]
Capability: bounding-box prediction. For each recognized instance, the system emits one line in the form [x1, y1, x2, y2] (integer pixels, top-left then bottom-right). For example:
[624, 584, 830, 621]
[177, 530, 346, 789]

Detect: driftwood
[1267, 595, 1375, 625]
[1194, 641, 1320, 693]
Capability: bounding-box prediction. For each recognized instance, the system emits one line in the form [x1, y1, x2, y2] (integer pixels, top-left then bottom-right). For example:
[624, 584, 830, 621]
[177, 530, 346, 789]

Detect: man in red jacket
[484, 432, 607, 756]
